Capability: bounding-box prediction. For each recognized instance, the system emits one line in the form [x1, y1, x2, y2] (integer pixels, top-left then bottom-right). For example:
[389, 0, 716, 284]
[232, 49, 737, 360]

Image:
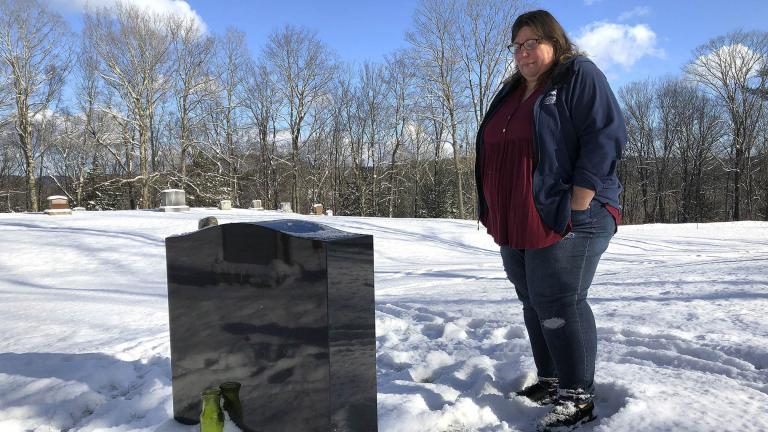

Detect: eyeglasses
[507, 38, 543, 55]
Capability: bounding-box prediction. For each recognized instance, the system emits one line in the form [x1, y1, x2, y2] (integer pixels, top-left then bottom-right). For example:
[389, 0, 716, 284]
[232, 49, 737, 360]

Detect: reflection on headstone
[165, 220, 377, 432]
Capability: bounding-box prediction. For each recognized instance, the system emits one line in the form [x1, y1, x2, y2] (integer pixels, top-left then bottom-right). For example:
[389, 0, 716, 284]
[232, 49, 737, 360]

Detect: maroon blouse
[481, 84, 563, 248]
[482, 84, 622, 248]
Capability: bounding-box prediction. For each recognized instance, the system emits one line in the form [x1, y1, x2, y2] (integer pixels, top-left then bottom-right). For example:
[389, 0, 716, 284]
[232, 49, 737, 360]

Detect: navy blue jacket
[475, 56, 626, 235]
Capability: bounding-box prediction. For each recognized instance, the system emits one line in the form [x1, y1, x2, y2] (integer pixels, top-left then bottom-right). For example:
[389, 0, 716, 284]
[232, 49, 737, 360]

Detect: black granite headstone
[165, 220, 377, 432]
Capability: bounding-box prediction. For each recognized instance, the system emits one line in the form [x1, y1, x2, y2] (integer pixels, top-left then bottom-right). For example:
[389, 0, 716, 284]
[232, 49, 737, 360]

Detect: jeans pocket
[570, 207, 591, 228]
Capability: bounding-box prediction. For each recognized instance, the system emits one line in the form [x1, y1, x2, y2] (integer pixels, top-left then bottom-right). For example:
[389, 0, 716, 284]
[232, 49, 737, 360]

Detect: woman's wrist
[571, 186, 595, 210]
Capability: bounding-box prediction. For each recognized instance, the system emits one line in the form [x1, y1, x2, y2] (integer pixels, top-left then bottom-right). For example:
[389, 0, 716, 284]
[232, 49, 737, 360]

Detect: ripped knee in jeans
[542, 317, 566, 329]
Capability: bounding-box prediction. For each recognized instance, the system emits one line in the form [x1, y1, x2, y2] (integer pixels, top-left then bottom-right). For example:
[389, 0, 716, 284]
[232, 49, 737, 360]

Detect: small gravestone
[251, 199, 264, 210]
[326, 209, 334, 216]
[45, 195, 72, 215]
[160, 189, 190, 212]
[279, 202, 293, 213]
[312, 203, 324, 215]
[197, 216, 218, 229]
[165, 220, 377, 431]
[219, 200, 232, 210]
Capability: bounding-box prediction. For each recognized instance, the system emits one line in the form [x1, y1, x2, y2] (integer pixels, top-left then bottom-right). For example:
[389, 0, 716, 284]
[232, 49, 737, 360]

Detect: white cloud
[618, 6, 651, 22]
[584, 0, 606, 5]
[50, 0, 207, 33]
[575, 22, 665, 70]
[688, 43, 766, 81]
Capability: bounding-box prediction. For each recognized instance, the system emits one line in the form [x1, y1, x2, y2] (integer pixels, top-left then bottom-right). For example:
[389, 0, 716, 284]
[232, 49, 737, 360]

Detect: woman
[474, 9, 626, 431]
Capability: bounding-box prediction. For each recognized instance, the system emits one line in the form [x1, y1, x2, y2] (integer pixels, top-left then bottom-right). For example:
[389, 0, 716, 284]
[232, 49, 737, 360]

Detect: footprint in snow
[603, 327, 767, 376]
[0, 352, 171, 430]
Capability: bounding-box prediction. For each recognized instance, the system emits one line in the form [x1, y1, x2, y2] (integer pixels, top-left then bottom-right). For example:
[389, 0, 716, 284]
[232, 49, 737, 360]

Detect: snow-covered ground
[1, 209, 767, 432]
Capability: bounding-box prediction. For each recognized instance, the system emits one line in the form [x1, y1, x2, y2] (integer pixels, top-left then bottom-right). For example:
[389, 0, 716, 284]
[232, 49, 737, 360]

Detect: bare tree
[303, 96, 335, 210]
[359, 62, 388, 215]
[652, 78, 685, 221]
[620, 77, 729, 223]
[340, 66, 370, 215]
[0, 139, 15, 211]
[169, 15, 214, 183]
[74, 48, 100, 206]
[408, 0, 467, 218]
[673, 83, 725, 222]
[7, 1, 768, 222]
[69, 42, 122, 208]
[0, 45, 12, 126]
[43, 108, 86, 205]
[416, 78, 453, 218]
[686, 30, 768, 220]
[0, 0, 71, 211]
[243, 59, 281, 209]
[84, 2, 173, 208]
[264, 25, 337, 212]
[327, 71, 355, 214]
[217, 28, 248, 205]
[619, 80, 657, 222]
[755, 111, 768, 219]
[0, 28, 15, 211]
[655, 78, 727, 222]
[408, 115, 430, 217]
[453, 0, 524, 217]
[383, 50, 417, 217]
[454, 0, 521, 129]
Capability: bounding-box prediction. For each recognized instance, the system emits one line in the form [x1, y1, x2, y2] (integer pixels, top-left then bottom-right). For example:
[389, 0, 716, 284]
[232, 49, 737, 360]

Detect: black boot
[514, 379, 558, 405]
[536, 399, 596, 431]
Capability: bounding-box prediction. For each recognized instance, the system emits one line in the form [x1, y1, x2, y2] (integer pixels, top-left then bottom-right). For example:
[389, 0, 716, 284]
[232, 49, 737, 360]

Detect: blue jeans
[500, 200, 615, 399]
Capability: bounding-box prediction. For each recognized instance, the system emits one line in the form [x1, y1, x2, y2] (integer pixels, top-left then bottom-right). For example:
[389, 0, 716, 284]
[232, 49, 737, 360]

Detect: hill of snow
[0, 209, 767, 431]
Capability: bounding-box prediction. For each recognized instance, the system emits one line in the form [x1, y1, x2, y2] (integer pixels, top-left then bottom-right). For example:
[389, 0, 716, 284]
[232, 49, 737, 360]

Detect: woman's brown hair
[507, 10, 580, 83]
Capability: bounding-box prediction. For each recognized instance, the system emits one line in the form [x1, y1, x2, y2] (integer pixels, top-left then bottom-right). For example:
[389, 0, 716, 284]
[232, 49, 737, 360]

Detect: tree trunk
[292, 133, 300, 213]
[734, 142, 742, 221]
[179, 94, 189, 179]
[140, 130, 149, 209]
[388, 136, 401, 218]
[448, 108, 464, 219]
[19, 125, 38, 212]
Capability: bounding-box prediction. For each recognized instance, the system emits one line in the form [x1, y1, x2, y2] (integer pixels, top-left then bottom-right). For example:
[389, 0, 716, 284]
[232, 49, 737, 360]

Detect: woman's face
[513, 26, 555, 85]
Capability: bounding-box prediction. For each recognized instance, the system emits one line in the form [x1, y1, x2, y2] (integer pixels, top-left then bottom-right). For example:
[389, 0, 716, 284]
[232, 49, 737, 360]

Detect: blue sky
[50, 0, 768, 91]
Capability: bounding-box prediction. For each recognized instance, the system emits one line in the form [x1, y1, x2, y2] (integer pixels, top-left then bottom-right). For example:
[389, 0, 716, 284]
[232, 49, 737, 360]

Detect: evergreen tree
[82, 165, 124, 210]
[185, 150, 231, 208]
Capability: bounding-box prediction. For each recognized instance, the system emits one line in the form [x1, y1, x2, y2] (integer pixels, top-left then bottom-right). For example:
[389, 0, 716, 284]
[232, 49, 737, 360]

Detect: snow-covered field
[1, 209, 767, 432]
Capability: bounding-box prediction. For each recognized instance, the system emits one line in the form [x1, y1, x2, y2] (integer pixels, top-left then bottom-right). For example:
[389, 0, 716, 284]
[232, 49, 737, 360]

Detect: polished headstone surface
[165, 220, 377, 432]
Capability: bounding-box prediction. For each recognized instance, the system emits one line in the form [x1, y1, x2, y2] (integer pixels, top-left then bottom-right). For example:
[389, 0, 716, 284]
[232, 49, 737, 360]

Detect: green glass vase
[199, 387, 224, 432]
[219, 381, 244, 427]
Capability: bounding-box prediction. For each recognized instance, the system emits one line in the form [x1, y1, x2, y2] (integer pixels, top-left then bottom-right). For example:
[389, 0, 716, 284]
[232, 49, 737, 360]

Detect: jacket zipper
[532, 90, 544, 212]
[533, 85, 572, 236]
